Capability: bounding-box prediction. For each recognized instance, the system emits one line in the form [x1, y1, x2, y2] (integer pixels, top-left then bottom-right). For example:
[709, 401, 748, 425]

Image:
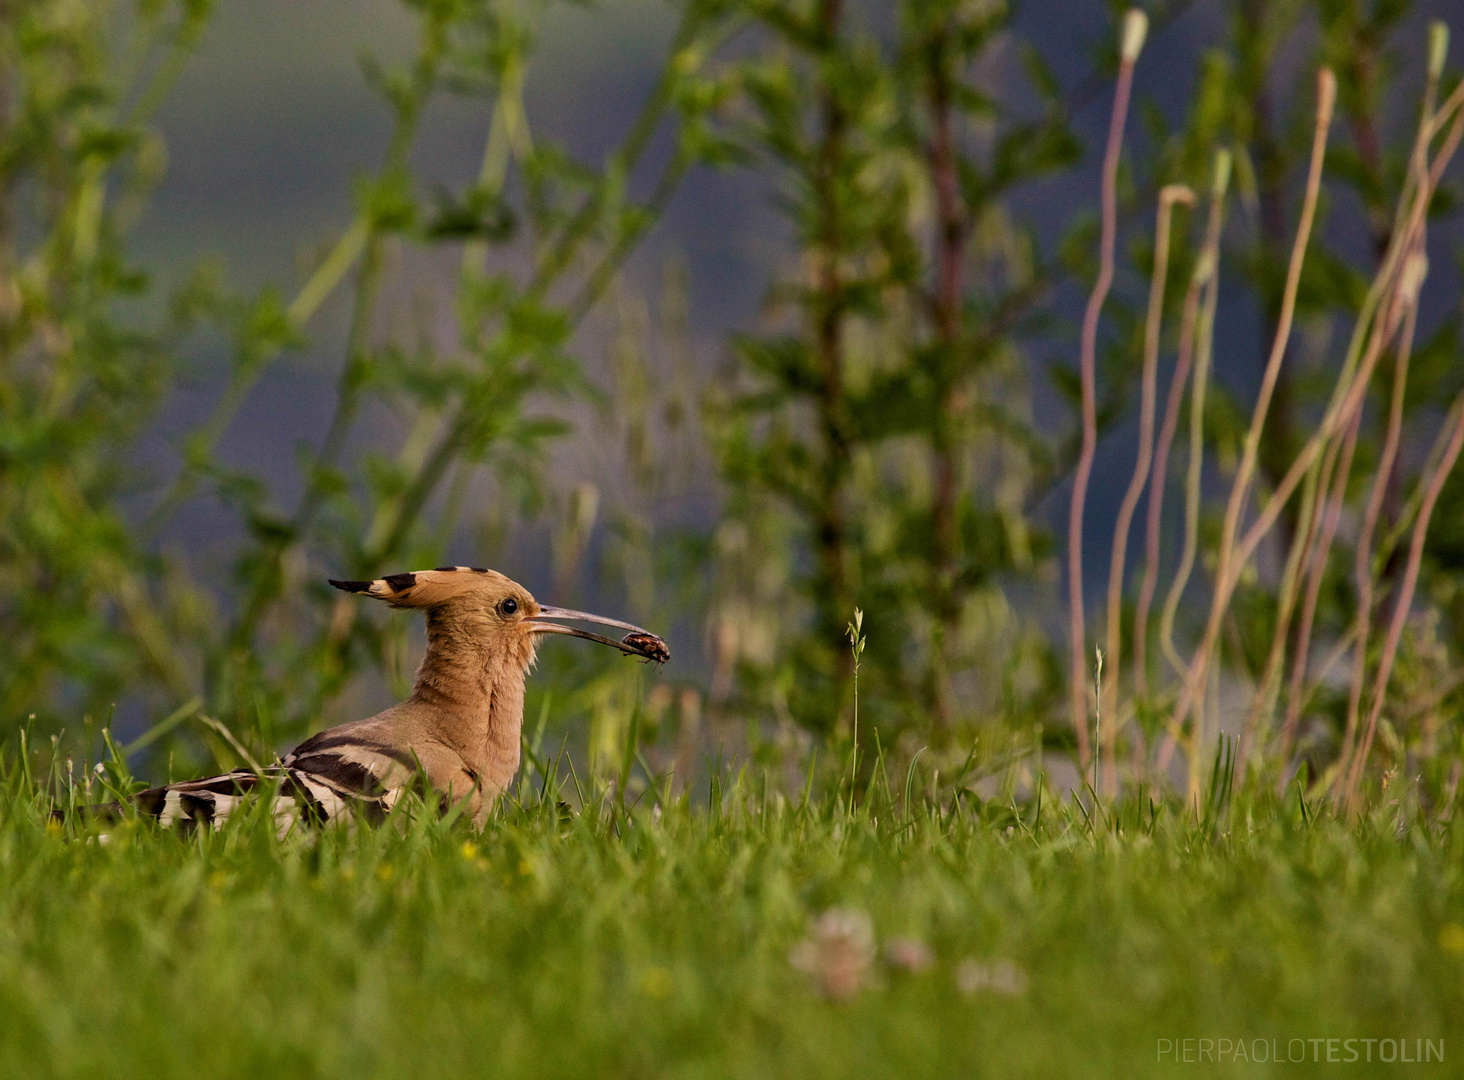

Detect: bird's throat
[411, 612, 527, 800]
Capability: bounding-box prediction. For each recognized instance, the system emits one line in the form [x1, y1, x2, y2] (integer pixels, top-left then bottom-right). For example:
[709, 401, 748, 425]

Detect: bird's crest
[328, 566, 509, 608]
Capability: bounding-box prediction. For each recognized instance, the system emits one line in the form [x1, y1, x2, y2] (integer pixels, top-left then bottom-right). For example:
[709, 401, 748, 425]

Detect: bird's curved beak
[525, 606, 669, 663]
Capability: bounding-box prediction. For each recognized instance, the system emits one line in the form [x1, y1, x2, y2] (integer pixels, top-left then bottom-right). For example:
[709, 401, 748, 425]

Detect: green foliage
[707, 0, 1073, 740]
[0, 0, 732, 763]
[0, 0, 211, 723]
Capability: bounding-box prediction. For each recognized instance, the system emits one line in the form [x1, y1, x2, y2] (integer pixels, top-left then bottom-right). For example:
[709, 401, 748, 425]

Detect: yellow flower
[376, 863, 394, 882]
[640, 966, 673, 999]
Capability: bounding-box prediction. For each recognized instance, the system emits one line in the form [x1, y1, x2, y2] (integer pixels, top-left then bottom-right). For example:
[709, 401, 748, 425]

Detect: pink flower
[883, 937, 935, 973]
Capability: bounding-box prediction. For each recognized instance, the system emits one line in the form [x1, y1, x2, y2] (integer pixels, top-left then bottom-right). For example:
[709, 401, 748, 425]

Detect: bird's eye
[499, 597, 519, 617]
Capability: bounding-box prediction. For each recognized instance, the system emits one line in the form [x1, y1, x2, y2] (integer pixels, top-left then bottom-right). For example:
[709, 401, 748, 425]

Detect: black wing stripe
[180, 772, 259, 797]
[134, 787, 169, 819]
[179, 792, 216, 823]
[285, 733, 416, 768]
[281, 771, 330, 824]
[287, 754, 386, 798]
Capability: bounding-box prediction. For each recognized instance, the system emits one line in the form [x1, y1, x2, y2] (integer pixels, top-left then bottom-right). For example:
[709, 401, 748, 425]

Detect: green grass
[2, 758, 1463, 1078]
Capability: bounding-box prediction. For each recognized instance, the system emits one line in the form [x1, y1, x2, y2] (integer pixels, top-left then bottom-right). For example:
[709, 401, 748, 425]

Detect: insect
[622, 632, 670, 664]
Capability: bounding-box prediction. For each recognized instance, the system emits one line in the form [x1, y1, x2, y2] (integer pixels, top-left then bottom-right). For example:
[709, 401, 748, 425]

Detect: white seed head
[1121, 9, 1148, 63]
[1317, 68, 1338, 122]
[1161, 183, 1196, 208]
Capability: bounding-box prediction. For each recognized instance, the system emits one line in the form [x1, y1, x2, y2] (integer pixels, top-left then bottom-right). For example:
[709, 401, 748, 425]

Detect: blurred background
[4, 0, 1464, 802]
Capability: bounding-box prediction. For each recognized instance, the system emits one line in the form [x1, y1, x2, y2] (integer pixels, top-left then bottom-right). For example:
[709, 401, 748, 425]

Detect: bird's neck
[410, 610, 526, 797]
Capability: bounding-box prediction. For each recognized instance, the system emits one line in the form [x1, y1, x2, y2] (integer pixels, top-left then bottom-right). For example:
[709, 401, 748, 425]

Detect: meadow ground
[2, 759, 1462, 1079]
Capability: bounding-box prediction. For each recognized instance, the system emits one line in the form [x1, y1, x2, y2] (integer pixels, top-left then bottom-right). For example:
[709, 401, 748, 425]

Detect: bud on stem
[1429, 21, 1449, 82]
[1121, 9, 1148, 64]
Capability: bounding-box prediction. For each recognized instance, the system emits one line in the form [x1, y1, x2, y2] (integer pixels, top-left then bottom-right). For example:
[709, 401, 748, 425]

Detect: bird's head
[328, 566, 669, 672]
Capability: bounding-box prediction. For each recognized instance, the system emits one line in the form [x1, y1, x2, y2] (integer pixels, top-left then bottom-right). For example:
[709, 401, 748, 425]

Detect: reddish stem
[1343, 395, 1464, 815]
[1068, 53, 1137, 769]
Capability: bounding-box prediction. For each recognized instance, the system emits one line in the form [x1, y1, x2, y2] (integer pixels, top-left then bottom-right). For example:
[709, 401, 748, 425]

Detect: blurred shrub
[0, 0, 211, 724]
[0, 0, 732, 766]
[705, 0, 1074, 742]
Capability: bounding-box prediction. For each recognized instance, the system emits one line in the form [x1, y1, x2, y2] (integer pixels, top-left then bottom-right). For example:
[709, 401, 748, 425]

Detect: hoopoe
[109, 567, 667, 831]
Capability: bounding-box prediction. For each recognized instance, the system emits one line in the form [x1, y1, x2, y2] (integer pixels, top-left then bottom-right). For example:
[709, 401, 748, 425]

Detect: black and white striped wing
[130, 765, 393, 830]
[279, 728, 418, 802]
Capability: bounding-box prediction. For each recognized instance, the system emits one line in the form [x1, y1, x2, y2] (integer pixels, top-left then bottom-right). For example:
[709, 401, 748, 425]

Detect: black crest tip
[329, 579, 372, 593]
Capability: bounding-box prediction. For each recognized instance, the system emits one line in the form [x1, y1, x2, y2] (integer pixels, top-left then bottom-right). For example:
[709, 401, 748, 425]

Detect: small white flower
[956, 958, 1028, 996]
[790, 908, 876, 1000]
